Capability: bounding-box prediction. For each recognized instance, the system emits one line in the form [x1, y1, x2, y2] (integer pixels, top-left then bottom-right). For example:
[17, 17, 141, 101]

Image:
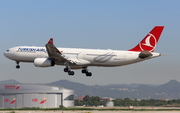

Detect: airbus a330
[4, 26, 164, 77]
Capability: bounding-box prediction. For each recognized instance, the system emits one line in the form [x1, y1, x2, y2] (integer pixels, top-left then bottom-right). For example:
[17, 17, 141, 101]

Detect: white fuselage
[4, 46, 161, 69]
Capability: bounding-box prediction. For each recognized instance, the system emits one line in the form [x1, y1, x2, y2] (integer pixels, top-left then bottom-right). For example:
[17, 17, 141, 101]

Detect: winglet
[128, 26, 164, 52]
[48, 38, 53, 44]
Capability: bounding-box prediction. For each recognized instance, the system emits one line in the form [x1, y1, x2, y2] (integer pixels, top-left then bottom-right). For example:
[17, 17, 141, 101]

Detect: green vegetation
[113, 98, 169, 106]
[2, 95, 180, 111]
[75, 95, 180, 107]
[75, 95, 108, 106]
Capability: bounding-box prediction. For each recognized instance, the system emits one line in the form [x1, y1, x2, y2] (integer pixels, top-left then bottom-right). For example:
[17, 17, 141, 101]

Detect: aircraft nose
[4, 51, 8, 58]
[4, 50, 11, 59]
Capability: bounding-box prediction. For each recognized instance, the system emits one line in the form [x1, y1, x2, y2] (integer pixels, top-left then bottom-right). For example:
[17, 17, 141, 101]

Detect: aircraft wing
[45, 38, 75, 64]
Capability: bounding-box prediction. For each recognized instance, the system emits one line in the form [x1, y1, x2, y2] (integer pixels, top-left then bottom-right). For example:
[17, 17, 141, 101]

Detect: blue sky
[0, 0, 180, 85]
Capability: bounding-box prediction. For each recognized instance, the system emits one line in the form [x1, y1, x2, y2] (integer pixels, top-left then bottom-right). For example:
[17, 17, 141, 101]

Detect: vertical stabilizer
[128, 26, 164, 52]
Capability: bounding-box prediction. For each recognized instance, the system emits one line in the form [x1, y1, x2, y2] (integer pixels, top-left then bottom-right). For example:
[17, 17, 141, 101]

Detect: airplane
[4, 26, 164, 77]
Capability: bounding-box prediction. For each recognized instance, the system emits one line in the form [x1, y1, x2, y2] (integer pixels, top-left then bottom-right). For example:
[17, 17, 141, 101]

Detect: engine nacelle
[34, 58, 55, 67]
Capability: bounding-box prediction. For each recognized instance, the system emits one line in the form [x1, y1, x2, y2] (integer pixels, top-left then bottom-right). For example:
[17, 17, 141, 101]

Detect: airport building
[0, 84, 74, 108]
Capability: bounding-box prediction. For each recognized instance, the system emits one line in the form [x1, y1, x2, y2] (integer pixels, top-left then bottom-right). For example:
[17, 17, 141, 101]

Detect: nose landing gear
[16, 61, 20, 69]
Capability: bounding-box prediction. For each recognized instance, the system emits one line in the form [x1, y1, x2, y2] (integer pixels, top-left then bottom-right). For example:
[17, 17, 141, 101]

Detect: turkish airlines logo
[139, 33, 157, 52]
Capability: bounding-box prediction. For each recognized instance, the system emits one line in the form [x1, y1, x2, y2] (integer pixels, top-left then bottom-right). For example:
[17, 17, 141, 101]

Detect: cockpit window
[7, 50, 9, 52]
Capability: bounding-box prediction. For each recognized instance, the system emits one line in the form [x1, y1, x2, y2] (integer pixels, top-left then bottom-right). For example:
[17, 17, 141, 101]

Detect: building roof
[0, 83, 73, 94]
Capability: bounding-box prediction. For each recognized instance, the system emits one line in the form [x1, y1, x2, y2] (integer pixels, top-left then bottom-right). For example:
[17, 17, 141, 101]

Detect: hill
[0, 79, 179, 99]
[47, 79, 180, 99]
[0, 79, 20, 84]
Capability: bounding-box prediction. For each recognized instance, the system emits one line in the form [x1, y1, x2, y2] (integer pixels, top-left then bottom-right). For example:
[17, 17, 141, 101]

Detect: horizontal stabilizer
[139, 50, 152, 59]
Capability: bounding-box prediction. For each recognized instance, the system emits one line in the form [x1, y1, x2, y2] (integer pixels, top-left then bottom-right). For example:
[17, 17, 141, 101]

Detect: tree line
[74, 95, 180, 106]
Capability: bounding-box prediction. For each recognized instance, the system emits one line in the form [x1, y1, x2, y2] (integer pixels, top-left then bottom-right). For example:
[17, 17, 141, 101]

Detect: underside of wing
[45, 38, 77, 64]
[45, 38, 91, 66]
[45, 38, 67, 62]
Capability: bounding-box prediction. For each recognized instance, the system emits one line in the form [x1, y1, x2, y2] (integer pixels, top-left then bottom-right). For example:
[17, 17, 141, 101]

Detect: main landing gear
[64, 66, 74, 76]
[63, 66, 92, 77]
[16, 61, 20, 69]
[82, 67, 92, 77]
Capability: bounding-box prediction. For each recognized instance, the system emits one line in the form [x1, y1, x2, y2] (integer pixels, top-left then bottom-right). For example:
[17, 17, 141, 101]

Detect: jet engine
[34, 58, 55, 67]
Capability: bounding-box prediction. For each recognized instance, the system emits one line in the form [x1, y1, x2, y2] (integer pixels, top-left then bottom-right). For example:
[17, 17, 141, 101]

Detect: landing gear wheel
[68, 71, 74, 75]
[71, 71, 74, 75]
[15, 61, 20, 69]
[82, 69, 87, 73]
[86, 72, 92, 77]
[16, 65, 20, 69]
[81, 67, 92, 77]
[64, 68, 68, 72]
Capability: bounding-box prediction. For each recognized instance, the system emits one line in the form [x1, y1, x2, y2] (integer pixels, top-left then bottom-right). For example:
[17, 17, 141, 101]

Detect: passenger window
[7, 50, 9, 52]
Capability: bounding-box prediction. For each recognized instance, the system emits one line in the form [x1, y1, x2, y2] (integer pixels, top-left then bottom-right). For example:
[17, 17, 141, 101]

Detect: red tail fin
[128, 26, 164, 52]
